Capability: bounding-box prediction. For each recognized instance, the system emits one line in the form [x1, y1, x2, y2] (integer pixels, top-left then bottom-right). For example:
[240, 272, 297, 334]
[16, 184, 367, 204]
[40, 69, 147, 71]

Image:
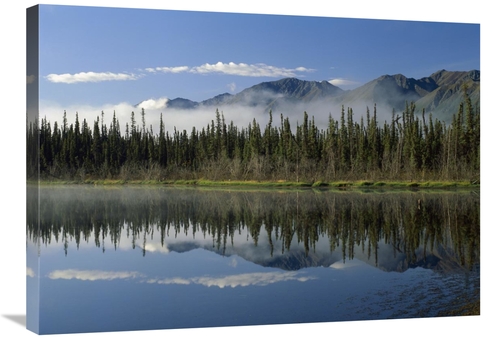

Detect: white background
[1, 1, 497, 338]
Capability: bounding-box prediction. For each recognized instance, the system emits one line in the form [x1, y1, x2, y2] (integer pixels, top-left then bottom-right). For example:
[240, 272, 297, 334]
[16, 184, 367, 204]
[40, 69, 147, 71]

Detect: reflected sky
[30, 186, 480, 334]
[37, 242, 477, 334]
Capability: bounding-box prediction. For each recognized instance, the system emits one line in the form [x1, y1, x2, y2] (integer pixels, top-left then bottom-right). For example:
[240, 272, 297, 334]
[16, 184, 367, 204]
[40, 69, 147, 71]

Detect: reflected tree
[27, 187, 480, 272]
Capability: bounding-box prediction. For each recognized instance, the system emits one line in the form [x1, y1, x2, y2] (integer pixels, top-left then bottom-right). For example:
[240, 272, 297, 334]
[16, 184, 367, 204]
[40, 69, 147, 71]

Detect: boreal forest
[27, 85, 479, 184]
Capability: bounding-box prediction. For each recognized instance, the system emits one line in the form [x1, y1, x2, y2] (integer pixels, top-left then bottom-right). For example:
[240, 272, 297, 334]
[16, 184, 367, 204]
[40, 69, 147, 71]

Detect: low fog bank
[39, 98, 401, 136]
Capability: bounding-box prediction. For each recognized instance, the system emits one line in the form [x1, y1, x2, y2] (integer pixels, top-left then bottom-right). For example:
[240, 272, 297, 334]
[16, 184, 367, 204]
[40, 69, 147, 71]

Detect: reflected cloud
[48, 269, 144, 281]
[147, 277, 191, 285]
[146, 271, 316, 288]
[195, 272, 315, 288]
[142, 243, 170, 254]
[228, 257, 238, 268]
[329, 260, 362, 269]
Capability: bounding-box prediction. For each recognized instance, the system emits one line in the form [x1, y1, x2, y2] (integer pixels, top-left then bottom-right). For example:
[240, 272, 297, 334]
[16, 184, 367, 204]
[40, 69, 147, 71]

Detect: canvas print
[26, 4, 480, 335]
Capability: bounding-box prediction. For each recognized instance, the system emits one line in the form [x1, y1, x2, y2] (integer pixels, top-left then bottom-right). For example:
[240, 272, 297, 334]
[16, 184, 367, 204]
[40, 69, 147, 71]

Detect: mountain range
[139, 69, 480, 122]
[160, 235, 469, 275]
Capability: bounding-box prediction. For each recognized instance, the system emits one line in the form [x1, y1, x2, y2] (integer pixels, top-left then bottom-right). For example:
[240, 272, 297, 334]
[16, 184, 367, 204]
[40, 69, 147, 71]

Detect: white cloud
[45, 71, 139, 84]
[190, 62, 315, 77]
[137, 97, 169, 110]
[26, 267, 35, 278]
[147, 66, 189, 73]
[48, 269, 144, 281]
[227, 82, 237, 92]
[45, 62, 314, 86]
[328, 78, 359, 86]
[295, 66, 315, 73]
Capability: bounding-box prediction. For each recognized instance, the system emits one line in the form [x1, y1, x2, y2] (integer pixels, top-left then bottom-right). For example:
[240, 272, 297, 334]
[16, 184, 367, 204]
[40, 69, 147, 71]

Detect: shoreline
[31, 179, 480, 189]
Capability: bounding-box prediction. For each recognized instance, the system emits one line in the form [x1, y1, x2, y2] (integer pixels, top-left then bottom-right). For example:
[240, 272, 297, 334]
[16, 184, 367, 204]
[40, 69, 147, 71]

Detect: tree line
[28, 85, 479, 182]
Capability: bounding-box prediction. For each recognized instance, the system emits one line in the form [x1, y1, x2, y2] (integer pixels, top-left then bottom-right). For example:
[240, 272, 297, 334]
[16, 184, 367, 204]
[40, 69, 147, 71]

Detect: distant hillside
[164, 97, 198, 109]
[137, 69, 479, 122]
[214, 77, 344, 112]
[229, 77, 343, 103]
[414, 70, 480, 121]
[200, 92, 233, 107]
[333, 70, 480, 121]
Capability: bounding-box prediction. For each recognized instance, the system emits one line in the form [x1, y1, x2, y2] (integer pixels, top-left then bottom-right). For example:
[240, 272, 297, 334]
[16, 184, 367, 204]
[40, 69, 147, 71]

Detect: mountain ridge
[138, 69, 480, 122]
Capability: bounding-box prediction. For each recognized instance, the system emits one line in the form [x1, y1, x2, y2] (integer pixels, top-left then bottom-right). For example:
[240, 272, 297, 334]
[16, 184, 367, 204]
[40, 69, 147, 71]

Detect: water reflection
[26, 186, 480, 334]
[28, 186, 480, 272]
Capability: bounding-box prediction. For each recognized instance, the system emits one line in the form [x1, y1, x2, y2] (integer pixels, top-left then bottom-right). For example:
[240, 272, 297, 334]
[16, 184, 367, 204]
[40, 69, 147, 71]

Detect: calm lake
[26, 185, 480, 334]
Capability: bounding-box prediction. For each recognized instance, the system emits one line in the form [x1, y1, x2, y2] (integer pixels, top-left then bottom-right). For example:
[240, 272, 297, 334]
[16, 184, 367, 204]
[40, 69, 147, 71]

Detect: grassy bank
[34, 178, 480, 189]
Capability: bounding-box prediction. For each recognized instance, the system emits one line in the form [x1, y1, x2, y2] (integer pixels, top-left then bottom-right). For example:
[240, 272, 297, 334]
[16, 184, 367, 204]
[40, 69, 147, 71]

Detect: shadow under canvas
[3, 315, 27, 328]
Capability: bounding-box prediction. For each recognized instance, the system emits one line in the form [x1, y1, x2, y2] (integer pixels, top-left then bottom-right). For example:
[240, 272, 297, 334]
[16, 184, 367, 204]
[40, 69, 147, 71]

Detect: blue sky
[39, 5, 480, 107]
[34, 3, 481, 134]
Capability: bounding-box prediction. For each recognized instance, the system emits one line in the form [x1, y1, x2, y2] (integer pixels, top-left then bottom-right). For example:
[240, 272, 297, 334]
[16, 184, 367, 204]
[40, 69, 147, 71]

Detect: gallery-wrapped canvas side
[26, 5, 40, 335]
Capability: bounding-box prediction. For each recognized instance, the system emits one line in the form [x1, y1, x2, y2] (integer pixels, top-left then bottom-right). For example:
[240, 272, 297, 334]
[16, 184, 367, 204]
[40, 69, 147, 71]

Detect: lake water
[26, 185, 480, 334]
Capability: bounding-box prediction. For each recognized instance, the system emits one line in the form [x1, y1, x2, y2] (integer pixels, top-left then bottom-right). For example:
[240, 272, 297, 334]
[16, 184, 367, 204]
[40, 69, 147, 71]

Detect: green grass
[36, 178, 479, 189]
[193, 180, 311, 187]
[311, 181, 328, 187]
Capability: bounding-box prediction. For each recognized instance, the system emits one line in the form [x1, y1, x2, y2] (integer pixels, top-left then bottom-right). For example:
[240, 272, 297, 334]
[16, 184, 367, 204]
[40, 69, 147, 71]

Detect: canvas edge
[26, 4, 40, 335]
